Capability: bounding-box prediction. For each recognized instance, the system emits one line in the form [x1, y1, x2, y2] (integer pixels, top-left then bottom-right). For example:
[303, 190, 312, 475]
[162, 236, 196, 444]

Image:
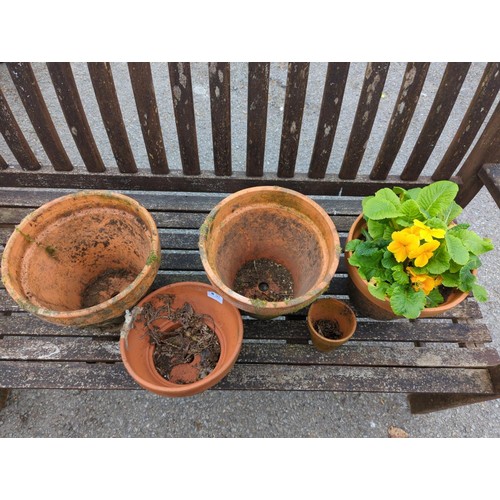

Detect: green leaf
[392, 265, 410, 285]
[345, 239, 361, 252]
[363, 188, 403, 220]
[368, 280, 390, 301]
[400, 199, 423, 221]
[390, 286, 427, 319]
[417, 181, 459, 217]
[426, 243, 450, 274]
[392, 187, 408, 197]
[426, 288, 444, 307]
[441, 200, 463, 225]
[460, 230, 494, 256]
[458, 260, 477, 292]
[381, 250, 397, 269]
[441, 272, 460, 288]
[425, 217, 448, 231]
[366, 219, 387, 239]
[445, 233, 469, 265]
[472, 284, 488, 302]
[405, 188, 422, 201]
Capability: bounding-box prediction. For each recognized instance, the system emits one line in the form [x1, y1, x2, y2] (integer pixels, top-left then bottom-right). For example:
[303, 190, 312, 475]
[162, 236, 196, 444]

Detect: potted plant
[1, 191, 161, 327]
[345, 181, 494, 320]
[119, 282, 243, 397]
[199, 186, 341, 319]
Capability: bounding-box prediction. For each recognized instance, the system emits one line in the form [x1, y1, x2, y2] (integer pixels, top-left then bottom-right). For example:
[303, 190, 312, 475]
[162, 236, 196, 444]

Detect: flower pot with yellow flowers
[345, 181, 494, 320]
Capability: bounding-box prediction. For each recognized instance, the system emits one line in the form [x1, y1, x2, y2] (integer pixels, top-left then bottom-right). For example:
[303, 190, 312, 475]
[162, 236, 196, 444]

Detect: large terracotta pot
[345, 213, 472, 320]
[1, 191, 161, 327]
[199, 186, 341, 319]
[119, 282, 243, 397]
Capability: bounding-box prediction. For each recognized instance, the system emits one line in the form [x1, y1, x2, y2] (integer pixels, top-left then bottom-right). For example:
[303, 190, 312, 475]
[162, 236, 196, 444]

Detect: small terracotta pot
[1, 191, 160, 327]
[119, 282, 243, 397]
[345, 213, 472, 320]
[199, 186, 341, 319]
[307, 298, 357, 352]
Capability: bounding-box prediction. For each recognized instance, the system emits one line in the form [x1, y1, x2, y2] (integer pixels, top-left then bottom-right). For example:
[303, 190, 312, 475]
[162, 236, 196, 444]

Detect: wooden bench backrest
[1, 62, 499, 206]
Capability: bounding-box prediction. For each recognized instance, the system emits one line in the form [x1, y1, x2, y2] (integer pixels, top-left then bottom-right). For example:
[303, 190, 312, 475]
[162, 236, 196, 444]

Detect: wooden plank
[46, 62, 106, 173]
[0, 169, 442, 196]
[0, 360, 495, 394]
[0, 187, 364, 215]
[168, 62, 200, 175]
[246, 62, 270, 177]
[128, 62, 169, 174]
[456, 101, 500, 207]
[277, 63, 310, 178]
[209, 62, 231, 176]
[369, 63, 430, 180]
[308, 63, 350, 179]
[87, 62, 138, 173]
[478, 164, 500, 208]
[400, 63, 472, 181]
[0, 87, 41, 170]
[339, 62, 390, 179]
[0, 153, 7, 169]
[6, 63, 73, 171]
[432, 62, 500, 180]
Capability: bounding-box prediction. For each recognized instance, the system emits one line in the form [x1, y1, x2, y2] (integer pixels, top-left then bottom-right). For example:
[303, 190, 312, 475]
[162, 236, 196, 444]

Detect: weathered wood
[87, 63, 138, 173]
[0, 360, 495, 394]
[478, 164, 500, 208]
[308, 63, 350, 179]
[370, 63, 430, 179]
[209, 62, 231, 176]
[6, 63, 73, 171]
[339, 62, 390, 179]
[246, 63, 270, 177]
[0, 388, 9, 410]
[46, 62, 106, 173]
[0, 153, 7, 169]
[432, 63, 500, 181]
[0, 87, 41, 170]
[277, 63, 310, 178]
[456, 101, 500, 207]
[408, 391, 500, 414]
[128, 62, 169, 174]
[400, 63, 472, 181]
[168, 62, 200, 175]
[0, 169, 444, 196]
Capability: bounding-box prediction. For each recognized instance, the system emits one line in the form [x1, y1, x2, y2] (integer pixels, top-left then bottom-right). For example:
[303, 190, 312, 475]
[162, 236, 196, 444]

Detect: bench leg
[0, 389, 10, 411]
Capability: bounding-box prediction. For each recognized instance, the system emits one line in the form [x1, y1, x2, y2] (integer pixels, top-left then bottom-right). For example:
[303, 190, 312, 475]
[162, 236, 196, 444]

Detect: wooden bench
[1, 62, 500, 414]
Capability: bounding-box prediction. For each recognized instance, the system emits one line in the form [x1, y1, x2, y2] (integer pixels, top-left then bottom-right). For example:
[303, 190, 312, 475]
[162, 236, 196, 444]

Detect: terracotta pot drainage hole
[233, 258, 294, 302]
[81, 269, 137, 308]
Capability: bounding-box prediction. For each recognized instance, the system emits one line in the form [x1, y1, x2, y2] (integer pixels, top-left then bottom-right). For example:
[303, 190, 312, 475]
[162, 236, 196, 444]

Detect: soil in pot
[233, 258, 294, 302]
[141, 294, 221, 384]
[313, 319, 342, 340]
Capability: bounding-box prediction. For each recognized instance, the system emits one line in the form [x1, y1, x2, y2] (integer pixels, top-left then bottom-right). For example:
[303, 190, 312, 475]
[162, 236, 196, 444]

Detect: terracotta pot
[307, 298, 357, 352]
[345, 213, 472, 320]
[199, 186, 341, 319]
[1, 191, 161, 327]
[119, 282, 243, 397]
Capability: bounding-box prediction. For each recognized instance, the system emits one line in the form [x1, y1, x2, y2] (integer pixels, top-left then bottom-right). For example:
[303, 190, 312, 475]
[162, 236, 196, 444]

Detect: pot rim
[345, 212, 472, 315]
[1, 190, 161, 321]
[198, 185, 341, 312]
[119, 282, 244, 396]
[307, 297, 357, 343]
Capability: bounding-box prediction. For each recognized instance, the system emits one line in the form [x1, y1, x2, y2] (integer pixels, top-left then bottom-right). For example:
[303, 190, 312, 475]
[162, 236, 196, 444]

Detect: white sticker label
[207, 291, 223, 304]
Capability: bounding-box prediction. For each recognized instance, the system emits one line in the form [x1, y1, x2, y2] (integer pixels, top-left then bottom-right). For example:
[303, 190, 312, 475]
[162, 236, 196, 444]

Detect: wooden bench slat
[308, 63, 350, 179]
[87, 63, 138, 173]
[6, 63, 73, 171]
[0, 360, 495, 394]
[277, 63, 310, 178]
[457, 102, 500, 207]
[0, 153, 7, 169]
[0, 88, 41, 170]
[478, 164, 500, 208]
[46, 63, 106, 173]
[2, 336, 498, 368]
[246, 63, 270, 177]
[339, 62, 390, 179]
[400, 62, 472, 181]
[128, 62, 169, 174]
[209, 62, 232, 176]
[168, 62, 200, 175]
[369, 62, 430, 180]
[432, 62, 500, 181]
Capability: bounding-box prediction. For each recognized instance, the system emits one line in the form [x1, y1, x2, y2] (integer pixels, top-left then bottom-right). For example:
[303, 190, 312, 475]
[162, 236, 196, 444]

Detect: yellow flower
[412, 220, 446, 242]
[408, 268, 443, 295]
[408, 239, 440, 267]
[387, 231, 420, 262]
